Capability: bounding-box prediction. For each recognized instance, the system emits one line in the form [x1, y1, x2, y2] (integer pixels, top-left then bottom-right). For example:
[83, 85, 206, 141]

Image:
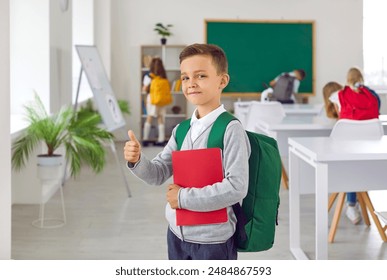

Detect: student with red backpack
[328, 67, 381, 224]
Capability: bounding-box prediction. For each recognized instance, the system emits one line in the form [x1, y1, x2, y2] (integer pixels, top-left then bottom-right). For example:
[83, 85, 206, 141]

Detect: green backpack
[175, 111, 282, 252]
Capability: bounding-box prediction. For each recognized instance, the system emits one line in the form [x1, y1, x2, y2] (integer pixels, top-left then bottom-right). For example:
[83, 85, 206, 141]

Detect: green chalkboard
[206, 20, 314, 96]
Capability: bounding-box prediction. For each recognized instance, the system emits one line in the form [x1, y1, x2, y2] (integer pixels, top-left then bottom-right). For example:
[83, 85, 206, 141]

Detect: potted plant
[11, 93, 114, 181]
[154, 22, 173, 45]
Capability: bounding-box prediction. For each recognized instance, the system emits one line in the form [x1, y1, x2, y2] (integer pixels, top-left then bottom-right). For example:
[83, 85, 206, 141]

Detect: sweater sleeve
[127, 127, 178, 186]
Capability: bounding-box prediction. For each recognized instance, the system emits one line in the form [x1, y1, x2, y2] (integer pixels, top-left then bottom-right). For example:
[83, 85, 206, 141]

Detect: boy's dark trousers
[167, 228, 237, 260]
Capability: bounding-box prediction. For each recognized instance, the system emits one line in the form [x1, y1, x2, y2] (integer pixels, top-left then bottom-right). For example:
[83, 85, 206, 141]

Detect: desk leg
[315, 162, 328, 260]
[289, 149, 308, 259]
[281, 161, 289, 189]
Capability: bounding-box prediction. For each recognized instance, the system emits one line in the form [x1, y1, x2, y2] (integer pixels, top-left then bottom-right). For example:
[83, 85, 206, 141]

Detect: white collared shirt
[189, 105, 226, 142]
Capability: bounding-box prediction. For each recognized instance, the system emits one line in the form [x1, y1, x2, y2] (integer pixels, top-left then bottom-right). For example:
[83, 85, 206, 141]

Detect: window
[10, 0, 50, 115]
[363, 0, 387, 90]
[10, 0, 50, 134]
[10, 0, 94, 135]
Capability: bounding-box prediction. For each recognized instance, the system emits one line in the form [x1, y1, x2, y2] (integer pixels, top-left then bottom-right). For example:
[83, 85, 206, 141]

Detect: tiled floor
[11, 142, 387, 260]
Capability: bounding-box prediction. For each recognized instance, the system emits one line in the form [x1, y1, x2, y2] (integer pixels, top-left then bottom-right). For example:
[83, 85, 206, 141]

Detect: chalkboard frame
[205, 20, 315, 98]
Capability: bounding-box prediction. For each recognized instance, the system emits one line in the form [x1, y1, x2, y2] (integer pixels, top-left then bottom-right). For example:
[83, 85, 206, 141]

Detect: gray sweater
[128, 118, 251, 244]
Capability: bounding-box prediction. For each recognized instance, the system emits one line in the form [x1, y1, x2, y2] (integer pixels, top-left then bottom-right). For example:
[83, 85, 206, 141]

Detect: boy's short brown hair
[179, 43, 228, 75]
[295, 69, 306, 80]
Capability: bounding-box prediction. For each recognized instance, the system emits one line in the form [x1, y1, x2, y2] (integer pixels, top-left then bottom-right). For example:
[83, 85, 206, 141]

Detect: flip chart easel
[71, 45, 131, 197]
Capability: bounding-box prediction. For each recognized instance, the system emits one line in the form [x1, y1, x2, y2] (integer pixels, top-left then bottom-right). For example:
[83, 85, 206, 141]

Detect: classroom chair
[244, 101, 285, 132]
[233, 101, 252, 128]
[328, 118, 387, 243]
[244, 101, 288, 189]
[374, 211, 387, 232]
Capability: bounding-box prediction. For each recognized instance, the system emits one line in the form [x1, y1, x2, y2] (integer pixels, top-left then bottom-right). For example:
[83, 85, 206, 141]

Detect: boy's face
[180, 55, 229, 116]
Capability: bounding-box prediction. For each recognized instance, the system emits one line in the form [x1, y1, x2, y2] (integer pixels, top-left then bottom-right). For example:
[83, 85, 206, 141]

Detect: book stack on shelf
[171, 79, 182, 93]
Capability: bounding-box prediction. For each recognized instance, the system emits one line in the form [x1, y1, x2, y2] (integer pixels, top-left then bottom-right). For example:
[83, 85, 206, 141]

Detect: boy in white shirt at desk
[262, 69, 306, 103]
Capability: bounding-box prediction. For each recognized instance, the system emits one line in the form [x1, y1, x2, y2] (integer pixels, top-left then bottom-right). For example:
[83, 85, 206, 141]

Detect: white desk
[255, 115, 334, 158]
[234, 101, 323, 127]
[282, 103, 324, 117]
[255, 115, 387, 157]
[288, 136, 387, 260]
[380, 115, 387, 134]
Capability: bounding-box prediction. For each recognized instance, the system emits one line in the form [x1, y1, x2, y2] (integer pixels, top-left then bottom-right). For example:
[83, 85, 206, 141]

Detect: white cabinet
[140, 45, 187, 142]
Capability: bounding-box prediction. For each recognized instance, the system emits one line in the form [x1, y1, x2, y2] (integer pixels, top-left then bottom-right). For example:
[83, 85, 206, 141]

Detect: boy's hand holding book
[124, 130, 141, 164]
[167, 184, 181, 209]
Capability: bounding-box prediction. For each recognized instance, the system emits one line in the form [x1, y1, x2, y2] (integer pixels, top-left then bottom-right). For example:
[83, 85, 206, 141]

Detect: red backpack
[338, 86, 379, 120]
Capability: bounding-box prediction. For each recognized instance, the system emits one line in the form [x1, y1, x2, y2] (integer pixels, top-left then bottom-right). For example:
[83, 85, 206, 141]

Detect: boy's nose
[188, 78, 197, 88]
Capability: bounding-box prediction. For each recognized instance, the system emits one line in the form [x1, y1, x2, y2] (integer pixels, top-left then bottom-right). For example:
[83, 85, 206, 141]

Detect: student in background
[322, 81, 343, 119]
[328, 67, 380, 224]
[124, 44, 250, 260]
[329, 67, 380, 120]
[142, 57, 170, 146]
[313, 81, 343, 125]
[267, 69, 306, 103]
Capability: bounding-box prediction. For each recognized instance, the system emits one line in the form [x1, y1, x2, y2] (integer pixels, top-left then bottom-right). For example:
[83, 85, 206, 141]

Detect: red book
[172, 148, 228, 226]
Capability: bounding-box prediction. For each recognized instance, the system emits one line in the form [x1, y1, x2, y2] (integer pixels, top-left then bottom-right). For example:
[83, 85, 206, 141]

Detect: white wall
[110, 0, 363, 137]
[1, 0, 11, 260]
[72, 0, 94, 104]
[95, 0, 111, 78]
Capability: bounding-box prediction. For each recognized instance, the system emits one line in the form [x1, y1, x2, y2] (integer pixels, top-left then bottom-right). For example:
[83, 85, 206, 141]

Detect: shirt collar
[190, 105, 226, 128]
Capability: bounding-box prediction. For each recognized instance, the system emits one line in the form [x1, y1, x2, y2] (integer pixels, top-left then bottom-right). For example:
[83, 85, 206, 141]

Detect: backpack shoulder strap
[362, 86, 381, 110]
[175, 118, 191, 151]
[208, 111, 248, 244]
[208, 111, 237, 150]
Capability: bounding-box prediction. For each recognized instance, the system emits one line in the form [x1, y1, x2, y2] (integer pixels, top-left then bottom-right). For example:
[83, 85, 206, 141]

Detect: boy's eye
[181, 76, 189, 81]
[197, 74, 207, 79]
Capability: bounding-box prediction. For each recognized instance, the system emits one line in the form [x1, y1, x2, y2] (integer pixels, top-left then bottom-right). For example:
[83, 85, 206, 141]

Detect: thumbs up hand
[124, 130, 141, 164]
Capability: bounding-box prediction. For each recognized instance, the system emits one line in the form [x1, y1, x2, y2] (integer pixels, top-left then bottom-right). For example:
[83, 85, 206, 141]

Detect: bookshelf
[140, 45, 187, 142]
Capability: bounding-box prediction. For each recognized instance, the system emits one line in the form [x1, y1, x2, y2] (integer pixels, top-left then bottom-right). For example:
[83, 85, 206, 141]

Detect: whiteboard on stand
[75, 45, 125, 132]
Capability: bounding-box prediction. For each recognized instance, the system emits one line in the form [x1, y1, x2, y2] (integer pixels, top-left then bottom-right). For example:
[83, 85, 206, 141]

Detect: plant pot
[33, 154, 66, 229]
[37, 154, 64, 182]
[161, 38, 167, 45]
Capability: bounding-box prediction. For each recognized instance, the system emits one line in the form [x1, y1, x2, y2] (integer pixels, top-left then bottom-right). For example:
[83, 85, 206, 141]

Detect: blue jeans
[347, 192, 357, 205]
[167, 228, 237, 260]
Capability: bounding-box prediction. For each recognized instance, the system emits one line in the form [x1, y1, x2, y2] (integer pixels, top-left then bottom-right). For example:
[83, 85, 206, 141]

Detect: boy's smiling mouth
[188, 91, 201, 95]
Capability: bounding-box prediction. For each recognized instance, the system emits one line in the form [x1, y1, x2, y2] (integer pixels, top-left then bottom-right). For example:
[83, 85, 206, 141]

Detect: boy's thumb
[128, 130, 139, 144]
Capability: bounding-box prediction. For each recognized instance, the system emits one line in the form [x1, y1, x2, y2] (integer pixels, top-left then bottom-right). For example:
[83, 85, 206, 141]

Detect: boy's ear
[219, 73, 230, 89]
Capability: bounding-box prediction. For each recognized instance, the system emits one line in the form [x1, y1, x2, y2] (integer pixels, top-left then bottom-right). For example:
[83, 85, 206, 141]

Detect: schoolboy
[268, 69, 306, 103]
[269, 69, 306, 90]
[124, 43, 251, 260]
